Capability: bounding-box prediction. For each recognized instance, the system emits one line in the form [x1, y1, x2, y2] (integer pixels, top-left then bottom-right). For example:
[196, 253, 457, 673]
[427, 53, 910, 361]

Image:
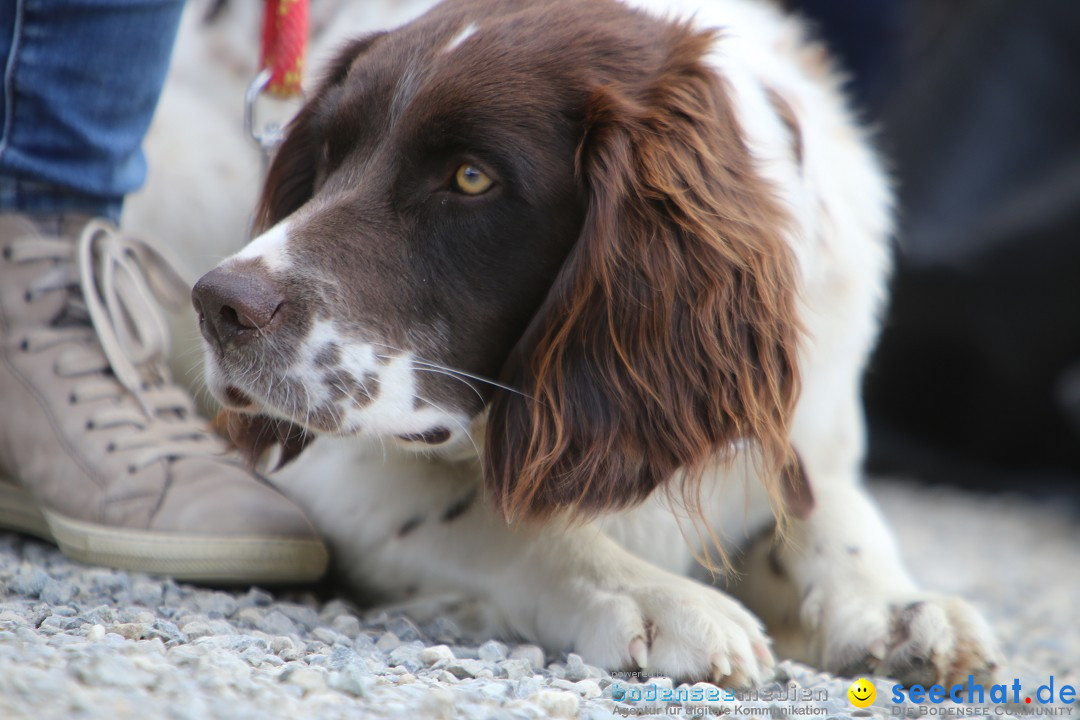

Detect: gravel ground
[1, 480, 1077, 720]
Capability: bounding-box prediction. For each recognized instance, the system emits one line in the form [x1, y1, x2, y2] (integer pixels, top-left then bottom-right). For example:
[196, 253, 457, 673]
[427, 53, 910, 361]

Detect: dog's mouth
[210, 372, 348, 435]
[213, 374, 460, 454]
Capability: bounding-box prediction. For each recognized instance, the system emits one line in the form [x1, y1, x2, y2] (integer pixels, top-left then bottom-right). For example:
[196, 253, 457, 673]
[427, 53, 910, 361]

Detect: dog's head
[193, 0, 801, 522]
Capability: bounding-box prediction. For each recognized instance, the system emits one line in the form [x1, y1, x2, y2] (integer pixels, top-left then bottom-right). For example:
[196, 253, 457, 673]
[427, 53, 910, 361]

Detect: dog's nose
[192, 267, 284, 348]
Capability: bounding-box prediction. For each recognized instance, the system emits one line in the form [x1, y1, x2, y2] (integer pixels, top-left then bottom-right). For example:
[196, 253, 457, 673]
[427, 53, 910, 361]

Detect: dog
[190, 0, 1001, 686]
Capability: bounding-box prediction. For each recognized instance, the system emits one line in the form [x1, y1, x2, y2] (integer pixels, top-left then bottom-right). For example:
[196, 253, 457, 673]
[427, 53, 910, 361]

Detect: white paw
[574, 575, 775, 687]
[805, 591, 1001, 686]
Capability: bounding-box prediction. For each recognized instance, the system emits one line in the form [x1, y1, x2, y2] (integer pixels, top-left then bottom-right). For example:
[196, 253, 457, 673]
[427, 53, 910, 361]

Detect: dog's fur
[186, 0, 1000, 686]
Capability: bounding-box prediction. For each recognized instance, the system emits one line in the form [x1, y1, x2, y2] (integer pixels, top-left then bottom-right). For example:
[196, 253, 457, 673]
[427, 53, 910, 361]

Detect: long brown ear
[485, 27, 802, 524]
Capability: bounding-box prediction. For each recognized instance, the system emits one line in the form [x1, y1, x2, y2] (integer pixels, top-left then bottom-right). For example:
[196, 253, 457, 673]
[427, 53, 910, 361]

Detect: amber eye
[453, 164, 493, 195]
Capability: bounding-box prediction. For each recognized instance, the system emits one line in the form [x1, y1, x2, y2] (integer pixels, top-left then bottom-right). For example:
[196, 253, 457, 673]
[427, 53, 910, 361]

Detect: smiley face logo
[848, 678, 876, 708]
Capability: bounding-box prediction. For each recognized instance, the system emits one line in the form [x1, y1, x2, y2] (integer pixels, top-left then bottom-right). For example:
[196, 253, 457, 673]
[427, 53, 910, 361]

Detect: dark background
[786, 0, 1080, 503]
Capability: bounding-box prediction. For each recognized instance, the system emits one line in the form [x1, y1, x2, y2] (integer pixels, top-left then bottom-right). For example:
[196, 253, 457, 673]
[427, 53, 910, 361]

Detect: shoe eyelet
[19, 339, 29, 352]
[23, 291, 33, 303]
[69, 393, 77, 405]
[1, 245, 11, 261]
[127, 465, 136, 474]
[105, 443, 116, 453]
[85, 420, 95, 430]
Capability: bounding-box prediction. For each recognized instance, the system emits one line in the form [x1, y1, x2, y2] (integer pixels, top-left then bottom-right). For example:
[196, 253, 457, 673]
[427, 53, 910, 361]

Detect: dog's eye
[452, 164, 493, 195]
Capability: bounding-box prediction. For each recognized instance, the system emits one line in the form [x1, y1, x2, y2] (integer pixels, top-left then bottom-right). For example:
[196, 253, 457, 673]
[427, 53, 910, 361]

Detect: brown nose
[192, 267, 284, 349]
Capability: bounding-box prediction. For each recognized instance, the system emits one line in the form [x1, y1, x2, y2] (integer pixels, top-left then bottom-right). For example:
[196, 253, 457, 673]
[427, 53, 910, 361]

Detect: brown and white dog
[190, 0, 1000, 686]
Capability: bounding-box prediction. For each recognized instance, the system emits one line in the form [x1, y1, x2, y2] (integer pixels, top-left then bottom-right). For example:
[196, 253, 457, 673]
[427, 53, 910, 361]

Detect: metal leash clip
[245, 68, 289, 172]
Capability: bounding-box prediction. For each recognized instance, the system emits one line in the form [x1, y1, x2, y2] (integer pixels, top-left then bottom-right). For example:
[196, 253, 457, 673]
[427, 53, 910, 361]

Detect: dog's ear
[485, 27, 802, 523]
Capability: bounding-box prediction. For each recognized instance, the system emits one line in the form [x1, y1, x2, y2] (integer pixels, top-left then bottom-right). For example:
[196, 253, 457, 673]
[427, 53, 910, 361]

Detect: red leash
[259, 0, 308, 97]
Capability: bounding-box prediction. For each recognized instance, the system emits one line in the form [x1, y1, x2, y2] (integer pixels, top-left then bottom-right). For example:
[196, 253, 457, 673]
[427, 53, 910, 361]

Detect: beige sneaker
[0, 214, 328, 583]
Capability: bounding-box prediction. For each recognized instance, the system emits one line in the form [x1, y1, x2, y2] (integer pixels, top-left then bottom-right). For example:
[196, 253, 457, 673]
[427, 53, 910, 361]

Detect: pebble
[240, 647, 268, 667]
[385, 615, 424, 642]
[194, 592, 238, 618]
[149, 619, 185, 644]
[509, 644, 545, 671]
[318, 599, 353, 621]
[564, 652, 588, 681]
[445, 658, 486, 679]
[84, 569, 129, 594]
[388, 644, 422, 672]
[434, 669, 459, 684]
[255, 610, 298, 638]
[69, 654, 156, 689]
[419, 687, 457, 718]
[329, 666, 374, 697]
[420, 644, 455, 666]
[352, 632, 377, 654]
[375, 631, 401, 652]
[270, 635, 303, 661]
[83, 605, 118, 625]
[515, 676, 547, 699]
[277, 603, 320, 632]
[331, 614, 360, 637]
[9, 567, 50, 597]
[499, 658, 534, 681]
[474, 679, 510, 700]
[424, 615, 462, 643]
[132, 580, 164, 607]
[327, 645, 359, 670]
[311, 626, 346, 646]
[38, 613, 73, 632]
[116, 608, 154, 624]
[239, 588, 274, 608]
[532, 689, 581, 717]
[284, 667, 327, 694]
[207, 619, 236, 636]
[40, 578, 76, 605]
[109, 622, 150, 640]
[550, 677, 578, 692]
[575, 679, 603, 699]
[477, 639, 508, 662]
[181, 621, 213, 639]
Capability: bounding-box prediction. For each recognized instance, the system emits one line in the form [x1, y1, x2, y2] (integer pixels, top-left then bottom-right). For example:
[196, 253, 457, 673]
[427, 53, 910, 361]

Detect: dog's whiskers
[368, 342, 529, 400]
[411, 367, 486, 405]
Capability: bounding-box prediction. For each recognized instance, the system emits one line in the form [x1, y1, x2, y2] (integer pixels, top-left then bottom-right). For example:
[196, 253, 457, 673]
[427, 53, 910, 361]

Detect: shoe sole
[0, 478, 328, 585]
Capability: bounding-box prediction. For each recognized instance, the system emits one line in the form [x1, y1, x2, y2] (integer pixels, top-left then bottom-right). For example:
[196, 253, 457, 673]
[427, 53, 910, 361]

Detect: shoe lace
[12, 220, 227, 472]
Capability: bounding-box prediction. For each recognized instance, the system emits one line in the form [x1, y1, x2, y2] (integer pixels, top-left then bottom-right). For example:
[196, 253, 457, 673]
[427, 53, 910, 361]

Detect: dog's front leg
[731, 420, 1001, 688]
[483, 519, 776, 687]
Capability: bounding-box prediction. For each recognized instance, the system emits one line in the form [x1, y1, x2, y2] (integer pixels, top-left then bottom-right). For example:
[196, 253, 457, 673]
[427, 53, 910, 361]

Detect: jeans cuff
[0, 176, 122, 223]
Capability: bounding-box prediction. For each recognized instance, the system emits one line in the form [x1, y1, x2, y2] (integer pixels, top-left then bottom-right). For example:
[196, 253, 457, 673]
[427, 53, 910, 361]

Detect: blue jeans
[0, 0, 184, 222]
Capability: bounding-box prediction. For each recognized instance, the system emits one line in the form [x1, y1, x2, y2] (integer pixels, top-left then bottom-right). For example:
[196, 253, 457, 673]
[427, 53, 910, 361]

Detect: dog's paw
[806, 591, 1001, 687]
[573, 575, 775, 687]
